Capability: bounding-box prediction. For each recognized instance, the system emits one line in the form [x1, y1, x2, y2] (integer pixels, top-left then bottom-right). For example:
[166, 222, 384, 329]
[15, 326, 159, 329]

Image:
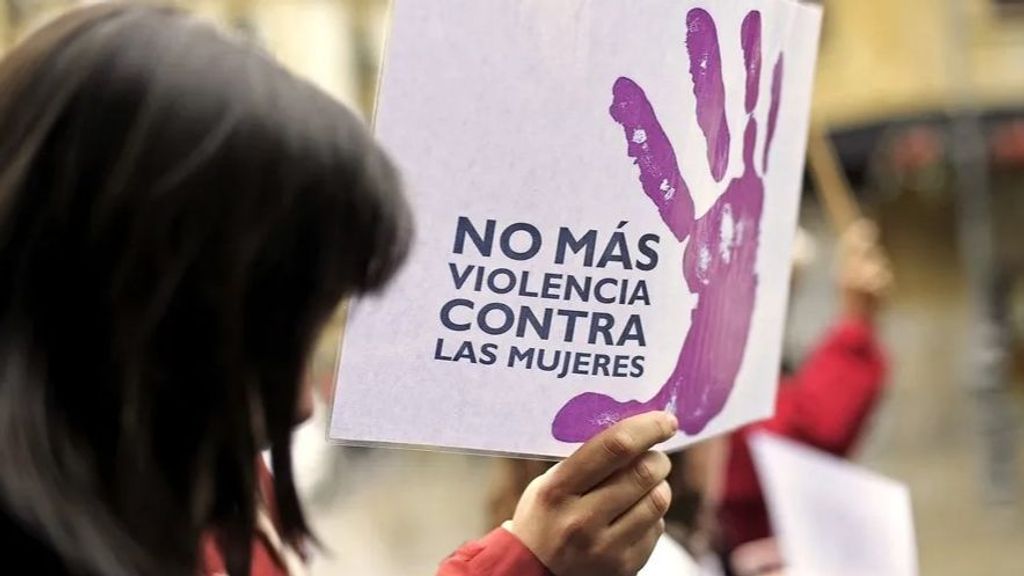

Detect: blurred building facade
[815, 0, 1024, 125]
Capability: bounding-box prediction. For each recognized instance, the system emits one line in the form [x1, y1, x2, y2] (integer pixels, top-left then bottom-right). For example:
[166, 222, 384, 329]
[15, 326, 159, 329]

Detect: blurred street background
[4, 1, 1024, 574]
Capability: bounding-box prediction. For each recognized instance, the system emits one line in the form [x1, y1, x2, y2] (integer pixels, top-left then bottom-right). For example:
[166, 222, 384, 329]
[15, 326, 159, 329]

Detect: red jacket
[201, 462, 550, 576]
[719, 317, 886, 551]
[438, 527, 552, 576]
[202, 525, 548, 576]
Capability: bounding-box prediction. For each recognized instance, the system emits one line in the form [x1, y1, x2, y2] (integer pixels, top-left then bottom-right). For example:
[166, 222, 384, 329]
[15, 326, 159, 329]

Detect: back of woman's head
[0, 4, 409, 574]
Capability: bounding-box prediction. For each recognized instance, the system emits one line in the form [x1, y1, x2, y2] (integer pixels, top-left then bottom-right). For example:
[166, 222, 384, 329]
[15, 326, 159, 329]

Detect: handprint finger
[741, 11, 763, 114]
[687, 8, 730, 182]
[763, 55, 784, 172]
[610, 77, 695, 242]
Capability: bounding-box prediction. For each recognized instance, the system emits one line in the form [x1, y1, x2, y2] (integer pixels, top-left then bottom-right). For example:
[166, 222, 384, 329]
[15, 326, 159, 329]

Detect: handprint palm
[552, 9, 784, 441]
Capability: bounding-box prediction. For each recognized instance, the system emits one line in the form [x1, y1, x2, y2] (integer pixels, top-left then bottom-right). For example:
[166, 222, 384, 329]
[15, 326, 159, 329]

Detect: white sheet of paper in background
[331, 0, 822, 457]
[750, 433, 919, 576]
[639, 535, 701, 576]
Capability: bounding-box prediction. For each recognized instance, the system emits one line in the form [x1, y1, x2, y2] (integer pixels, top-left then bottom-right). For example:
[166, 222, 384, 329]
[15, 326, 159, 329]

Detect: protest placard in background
[639, 535, 702, 576]
[331, 0, 823, 457]
[751, 433, 919, 576]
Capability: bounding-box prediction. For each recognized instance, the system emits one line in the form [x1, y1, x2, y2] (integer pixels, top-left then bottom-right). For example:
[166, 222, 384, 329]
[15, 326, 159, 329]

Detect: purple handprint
[552, 9, 785, 441]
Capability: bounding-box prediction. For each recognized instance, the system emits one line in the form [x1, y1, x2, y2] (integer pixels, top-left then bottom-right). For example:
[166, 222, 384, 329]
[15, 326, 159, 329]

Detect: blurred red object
[889, 125, 944, 174]
[990, 120, 1024, 168]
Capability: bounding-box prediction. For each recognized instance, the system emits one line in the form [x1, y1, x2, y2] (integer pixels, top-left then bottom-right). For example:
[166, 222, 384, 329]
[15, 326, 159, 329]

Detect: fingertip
[653, 481, 673, 513]
[663, 411, 679, 435]
[647, 450, 673, 478]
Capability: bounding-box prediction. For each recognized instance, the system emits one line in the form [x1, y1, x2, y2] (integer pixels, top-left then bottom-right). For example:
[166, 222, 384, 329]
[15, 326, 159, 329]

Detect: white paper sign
[640, 535, 702, 576]
[331, 0, 822, 457]
[750, 433, 919, 576]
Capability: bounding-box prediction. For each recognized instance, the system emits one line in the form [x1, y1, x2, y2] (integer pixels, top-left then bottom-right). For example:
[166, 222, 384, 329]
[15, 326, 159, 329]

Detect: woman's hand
[508, 412, 678, 576]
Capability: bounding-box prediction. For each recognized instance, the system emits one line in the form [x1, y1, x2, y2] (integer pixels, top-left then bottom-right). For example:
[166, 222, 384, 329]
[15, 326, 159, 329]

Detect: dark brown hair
[0, 3, 409, 575]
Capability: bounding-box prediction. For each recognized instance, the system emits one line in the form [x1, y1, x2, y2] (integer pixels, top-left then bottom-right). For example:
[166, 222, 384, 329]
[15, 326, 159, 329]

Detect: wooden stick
[807, 125, 861, 233]
[807, 126, 894, 290]
[0, 0, 12, 52]
[225, 0, 250, 27]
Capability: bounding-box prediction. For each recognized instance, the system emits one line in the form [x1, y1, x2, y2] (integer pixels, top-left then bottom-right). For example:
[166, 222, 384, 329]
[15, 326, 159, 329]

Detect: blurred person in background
[722, 220, 893, 576]
[0, 4, 678, 576]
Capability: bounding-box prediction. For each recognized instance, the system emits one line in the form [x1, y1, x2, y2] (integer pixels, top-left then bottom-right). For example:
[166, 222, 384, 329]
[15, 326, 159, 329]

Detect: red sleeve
[720, 318, 887, 548]
[200, 533, 226, 576]
[763, 316, 887, 455]
[197, 460, 296, 576]
[437, 528, 552, 576]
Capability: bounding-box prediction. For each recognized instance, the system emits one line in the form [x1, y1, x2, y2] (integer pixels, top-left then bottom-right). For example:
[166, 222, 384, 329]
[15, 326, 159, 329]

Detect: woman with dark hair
[0, 4, 675, 576]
